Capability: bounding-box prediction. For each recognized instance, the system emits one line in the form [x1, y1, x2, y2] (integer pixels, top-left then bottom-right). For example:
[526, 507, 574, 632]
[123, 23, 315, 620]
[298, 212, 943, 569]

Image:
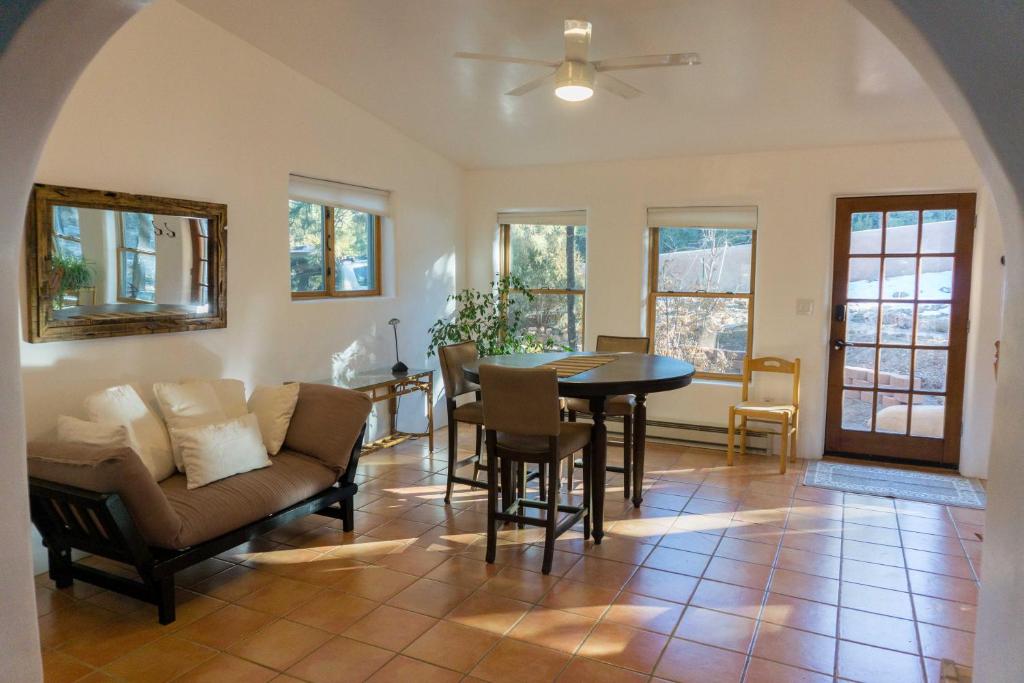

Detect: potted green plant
[427, 274, 568, 357]
[50, 253, 94, 309]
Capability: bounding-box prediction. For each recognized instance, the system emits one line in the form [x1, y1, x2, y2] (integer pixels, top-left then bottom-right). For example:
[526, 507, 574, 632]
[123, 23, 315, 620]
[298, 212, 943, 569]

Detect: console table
[315, 367, 434, 454]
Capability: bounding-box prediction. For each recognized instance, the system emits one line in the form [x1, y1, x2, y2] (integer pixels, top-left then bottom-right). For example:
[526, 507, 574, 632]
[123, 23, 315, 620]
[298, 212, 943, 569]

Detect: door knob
[833, 339, 849, 350]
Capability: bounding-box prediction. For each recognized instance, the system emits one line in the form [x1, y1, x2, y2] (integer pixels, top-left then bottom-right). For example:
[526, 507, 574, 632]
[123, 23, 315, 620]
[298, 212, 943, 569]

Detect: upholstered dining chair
[480, 364, 592, 574]
[564, 335, 651, 499]
[727, 356, 801, 474]
[438, 341, 487, 503]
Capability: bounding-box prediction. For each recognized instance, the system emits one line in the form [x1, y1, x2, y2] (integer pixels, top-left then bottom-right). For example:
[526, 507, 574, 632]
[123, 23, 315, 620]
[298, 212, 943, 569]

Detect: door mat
[804, 460, 986, 509]
[541, 354, 618, 378]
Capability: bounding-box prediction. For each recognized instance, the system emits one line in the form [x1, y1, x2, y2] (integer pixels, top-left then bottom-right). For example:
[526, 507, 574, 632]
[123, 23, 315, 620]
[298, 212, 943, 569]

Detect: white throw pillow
[57, 416, 133, 450]
[182, 378, 248, 419]
[171, 414, 272, 489]
[154, 381, 228, 470]
[83, 384, 176, 481]
[247, 383, 300, 455]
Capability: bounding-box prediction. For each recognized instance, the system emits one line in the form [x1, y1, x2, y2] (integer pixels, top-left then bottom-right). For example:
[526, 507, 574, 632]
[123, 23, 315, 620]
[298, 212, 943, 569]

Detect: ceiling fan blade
[563, 19, 592, 62]
[597, 73, 642, 99]
[505, 72, 555, 96]
[454, 51, 560, 68]
[593, 52, 701, 72]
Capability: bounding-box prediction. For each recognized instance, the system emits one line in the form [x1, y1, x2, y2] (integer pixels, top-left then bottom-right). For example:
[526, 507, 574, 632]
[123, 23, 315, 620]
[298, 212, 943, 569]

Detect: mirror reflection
[49, 205, 210, 318]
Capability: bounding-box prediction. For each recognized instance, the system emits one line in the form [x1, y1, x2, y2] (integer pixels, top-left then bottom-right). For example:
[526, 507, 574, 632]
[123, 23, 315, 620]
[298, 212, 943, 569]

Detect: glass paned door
[825, 194, 975, 466]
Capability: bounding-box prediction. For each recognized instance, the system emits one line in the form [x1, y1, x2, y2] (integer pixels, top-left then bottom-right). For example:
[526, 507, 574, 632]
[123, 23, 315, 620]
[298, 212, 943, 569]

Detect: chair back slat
[439, 341, 480, 399]
[742, 356, 801, 406]
[595, 335, 651, 354]
[479, 365, 561, 436]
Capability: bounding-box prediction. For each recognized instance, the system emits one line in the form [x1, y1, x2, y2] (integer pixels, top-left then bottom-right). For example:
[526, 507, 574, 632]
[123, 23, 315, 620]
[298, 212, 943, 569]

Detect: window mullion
[324, 205, 335, 296]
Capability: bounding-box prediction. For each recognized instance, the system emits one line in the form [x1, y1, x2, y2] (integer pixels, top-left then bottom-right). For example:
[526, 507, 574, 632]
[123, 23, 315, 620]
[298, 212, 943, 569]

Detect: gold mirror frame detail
[26, 184, 228, 342]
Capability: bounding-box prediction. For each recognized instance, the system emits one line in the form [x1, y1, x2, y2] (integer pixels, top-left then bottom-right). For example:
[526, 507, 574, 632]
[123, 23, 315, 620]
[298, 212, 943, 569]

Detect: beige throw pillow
[247, 383, 300, 455]
[153, 381, 228, 470]
[57, 416, 133, 450]
[171, 414, 272, 489]
[83, 384, 176, 481]
[182, 378, 248, 419]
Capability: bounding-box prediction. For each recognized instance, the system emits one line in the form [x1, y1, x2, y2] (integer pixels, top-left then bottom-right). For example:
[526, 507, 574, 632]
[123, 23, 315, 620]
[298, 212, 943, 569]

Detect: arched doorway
[1, 2, 1020, 680]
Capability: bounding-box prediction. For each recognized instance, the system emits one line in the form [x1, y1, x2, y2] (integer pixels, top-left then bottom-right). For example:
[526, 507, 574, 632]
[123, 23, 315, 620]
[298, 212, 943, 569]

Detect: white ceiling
[179, 0, 958, 169]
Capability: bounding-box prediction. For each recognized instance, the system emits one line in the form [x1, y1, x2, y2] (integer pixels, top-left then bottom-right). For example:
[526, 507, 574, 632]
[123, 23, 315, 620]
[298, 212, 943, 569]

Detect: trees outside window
[501, 222, 587, 350]
[289, 200, 381, 297]
[648, 226, 755, 378]
[53, 206, 82, 259]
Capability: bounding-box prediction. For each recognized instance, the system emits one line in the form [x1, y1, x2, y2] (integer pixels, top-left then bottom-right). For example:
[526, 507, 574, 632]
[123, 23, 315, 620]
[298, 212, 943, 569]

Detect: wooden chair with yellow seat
[727, 356, 801, 474]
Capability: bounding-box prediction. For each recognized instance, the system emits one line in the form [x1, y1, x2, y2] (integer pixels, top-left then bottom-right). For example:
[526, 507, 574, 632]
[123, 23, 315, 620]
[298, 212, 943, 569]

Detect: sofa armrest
[283, 383, 372, 476]
[27, 441, 184, 549]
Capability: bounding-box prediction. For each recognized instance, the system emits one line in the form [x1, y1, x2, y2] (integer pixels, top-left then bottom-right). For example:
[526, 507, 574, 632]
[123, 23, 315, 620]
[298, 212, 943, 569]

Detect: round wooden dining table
[462, 351, 695, 543]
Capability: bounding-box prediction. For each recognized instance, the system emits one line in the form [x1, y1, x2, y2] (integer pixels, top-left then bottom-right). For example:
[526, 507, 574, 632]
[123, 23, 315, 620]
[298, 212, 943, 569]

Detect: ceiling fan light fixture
[554, 60, 595, 102]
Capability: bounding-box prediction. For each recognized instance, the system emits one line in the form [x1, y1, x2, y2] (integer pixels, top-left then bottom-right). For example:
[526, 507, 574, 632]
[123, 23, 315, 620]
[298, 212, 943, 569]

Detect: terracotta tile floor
[36, 431, 983, 682]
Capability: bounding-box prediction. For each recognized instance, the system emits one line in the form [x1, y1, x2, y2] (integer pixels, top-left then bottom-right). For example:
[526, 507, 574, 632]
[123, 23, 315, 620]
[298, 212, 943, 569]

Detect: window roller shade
[289, 174, 391, 217]
[647, 206, 757, 230]
[498, 210, 587, 226]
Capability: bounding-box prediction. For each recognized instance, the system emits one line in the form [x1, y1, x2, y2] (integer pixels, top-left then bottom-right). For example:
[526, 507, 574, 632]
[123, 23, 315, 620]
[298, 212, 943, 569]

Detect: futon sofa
[27, 383, 371, 624]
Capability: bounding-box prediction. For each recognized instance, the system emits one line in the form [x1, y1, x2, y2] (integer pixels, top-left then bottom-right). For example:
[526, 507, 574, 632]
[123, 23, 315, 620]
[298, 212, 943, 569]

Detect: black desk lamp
[389, 318, 408, 373]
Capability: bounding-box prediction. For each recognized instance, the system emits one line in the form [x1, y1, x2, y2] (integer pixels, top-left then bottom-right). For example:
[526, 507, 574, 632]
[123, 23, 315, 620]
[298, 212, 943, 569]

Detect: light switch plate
[796, 298, 815, 316]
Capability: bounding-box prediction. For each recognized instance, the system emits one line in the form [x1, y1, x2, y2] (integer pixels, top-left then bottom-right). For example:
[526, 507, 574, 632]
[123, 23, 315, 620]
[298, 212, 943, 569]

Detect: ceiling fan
[455, 19, 700, 102]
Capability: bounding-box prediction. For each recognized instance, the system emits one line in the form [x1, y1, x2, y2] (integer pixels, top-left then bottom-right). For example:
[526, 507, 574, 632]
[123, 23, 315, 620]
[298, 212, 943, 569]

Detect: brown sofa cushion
[28, 441, 184, 548]
[158, 450, 337, 548]
[283, 383, 372, 474]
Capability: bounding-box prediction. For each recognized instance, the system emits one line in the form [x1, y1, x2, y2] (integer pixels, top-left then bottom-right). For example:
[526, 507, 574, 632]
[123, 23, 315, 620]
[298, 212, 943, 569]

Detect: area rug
[803, 460, 986, 509]
[541, 354, 617, 378]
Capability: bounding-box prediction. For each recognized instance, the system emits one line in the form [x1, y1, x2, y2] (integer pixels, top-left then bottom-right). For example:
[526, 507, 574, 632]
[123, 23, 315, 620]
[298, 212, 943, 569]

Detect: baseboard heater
[584, 414, 774, 455]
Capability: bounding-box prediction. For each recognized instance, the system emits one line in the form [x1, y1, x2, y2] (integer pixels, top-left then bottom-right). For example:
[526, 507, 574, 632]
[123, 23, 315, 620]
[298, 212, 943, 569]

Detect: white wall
[19, 0, 463, 449]
[464, 139, 1002, 474]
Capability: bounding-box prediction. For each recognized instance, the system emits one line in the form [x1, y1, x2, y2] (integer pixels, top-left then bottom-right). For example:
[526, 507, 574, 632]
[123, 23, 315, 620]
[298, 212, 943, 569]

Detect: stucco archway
[0, 1, 1020, 680]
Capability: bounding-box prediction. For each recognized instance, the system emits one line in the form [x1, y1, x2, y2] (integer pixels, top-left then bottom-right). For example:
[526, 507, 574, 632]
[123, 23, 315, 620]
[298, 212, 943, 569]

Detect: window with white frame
[647, 206, 757, 379]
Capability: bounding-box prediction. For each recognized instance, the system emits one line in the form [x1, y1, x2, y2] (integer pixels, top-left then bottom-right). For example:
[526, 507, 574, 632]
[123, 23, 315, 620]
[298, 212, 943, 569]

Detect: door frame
[825, 193, 976, 466]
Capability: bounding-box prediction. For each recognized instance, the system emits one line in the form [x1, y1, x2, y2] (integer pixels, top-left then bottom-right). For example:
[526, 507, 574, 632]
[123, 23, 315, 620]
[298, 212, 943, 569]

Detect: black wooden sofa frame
[28, 426, 366, 624]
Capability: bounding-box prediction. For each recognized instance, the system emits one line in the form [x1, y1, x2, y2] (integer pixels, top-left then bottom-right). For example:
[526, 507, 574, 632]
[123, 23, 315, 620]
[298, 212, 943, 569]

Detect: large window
[500, 213, 587, 350]
[647, 207, 757, 379]
[289, 175, 388, 299]
[118, 212, 157, 303]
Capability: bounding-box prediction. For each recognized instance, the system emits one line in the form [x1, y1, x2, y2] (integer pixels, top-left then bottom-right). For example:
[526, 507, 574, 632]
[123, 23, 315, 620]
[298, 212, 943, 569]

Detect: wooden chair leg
[539, 464, 547, 502]
[739, 416, 748, 456]
[790, 413, 799, 462]
[542, 457, 559, 574]
[726, 406, 736, 466]
[485, 438, 499, 564]
[474, 422, 487, 481]
[780, 414, 790, 474]
[581, 445, 592, 540]
[622, 415, 632, 500]
[565, 411, 578, 494]
[444, 419, 458, 504]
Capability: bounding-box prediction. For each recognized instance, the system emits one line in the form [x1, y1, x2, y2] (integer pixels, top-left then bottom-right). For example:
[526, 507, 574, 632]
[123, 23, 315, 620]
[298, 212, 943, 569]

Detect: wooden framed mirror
[26, 184, 227, 342]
